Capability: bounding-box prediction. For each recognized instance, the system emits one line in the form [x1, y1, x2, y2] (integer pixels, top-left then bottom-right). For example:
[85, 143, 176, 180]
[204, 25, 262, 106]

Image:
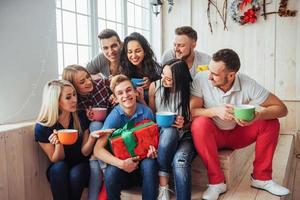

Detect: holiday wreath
[230, 0, 261, 25]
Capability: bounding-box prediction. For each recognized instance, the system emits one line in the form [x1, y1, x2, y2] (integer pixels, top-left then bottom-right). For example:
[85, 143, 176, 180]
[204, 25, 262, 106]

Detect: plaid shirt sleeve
[91, 78, 110, 108]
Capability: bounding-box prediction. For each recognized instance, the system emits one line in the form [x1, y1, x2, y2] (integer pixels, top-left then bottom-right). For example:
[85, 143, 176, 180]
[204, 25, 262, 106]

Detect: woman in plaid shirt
[63, 64, 112, 200]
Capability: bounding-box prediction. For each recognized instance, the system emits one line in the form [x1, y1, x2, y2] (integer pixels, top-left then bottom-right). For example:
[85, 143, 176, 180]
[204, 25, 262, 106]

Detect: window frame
[56, 0, 153, 75]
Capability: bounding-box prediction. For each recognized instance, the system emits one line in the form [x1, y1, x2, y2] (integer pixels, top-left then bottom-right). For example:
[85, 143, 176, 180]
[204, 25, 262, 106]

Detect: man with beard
[87, 29, 122, 80]
[161, 26, 211, 78]
[190, 49, 290, 200]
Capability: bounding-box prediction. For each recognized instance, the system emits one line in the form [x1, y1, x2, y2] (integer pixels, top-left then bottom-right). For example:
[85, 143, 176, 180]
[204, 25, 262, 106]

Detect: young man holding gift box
[93, 74, 158, 200]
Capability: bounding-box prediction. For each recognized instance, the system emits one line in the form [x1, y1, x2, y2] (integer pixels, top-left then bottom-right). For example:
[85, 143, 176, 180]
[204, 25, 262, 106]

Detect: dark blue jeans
[46, 161, 90, 200]
[172, 132, 196, 200]
[105, 158, 158, 200]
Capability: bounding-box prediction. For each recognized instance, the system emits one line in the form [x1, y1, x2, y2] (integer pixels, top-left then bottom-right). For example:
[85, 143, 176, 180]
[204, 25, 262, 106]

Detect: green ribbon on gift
[110, 121, 155, 157]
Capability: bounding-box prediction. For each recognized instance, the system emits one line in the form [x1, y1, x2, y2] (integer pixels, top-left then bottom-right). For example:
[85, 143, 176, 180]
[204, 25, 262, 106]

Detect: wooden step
[191, 143, 255, 189]
[121, 143, 255, 199]
[219, 134, 294, 200]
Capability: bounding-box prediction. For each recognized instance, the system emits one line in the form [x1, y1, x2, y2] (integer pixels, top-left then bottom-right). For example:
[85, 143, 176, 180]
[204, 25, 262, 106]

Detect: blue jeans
[88, 159, 107, 200]
[157, 127, 180, 177]
[89, 121, 104, 132]
[172, 132, 196, 200]
[46, 161, 90, 200]
[105, 158, 158, 200]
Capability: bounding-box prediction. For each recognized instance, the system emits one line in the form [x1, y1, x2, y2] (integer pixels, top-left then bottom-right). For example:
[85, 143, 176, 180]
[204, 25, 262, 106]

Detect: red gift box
[109, 120, 159, 160]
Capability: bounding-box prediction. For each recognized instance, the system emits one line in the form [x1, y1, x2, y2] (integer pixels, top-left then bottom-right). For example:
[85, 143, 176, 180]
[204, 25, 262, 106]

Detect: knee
[263, 119, 280, 138]
[49, 161, 68, 177]
[141, 159, 158, 174]
[266, 118, 280, 131]
[173, 151, 192, 169]
[191, 117, 213, 140]
[70, 163, 90, 183]
[159, 128, 179, 148]
[105, 166, 119, 185]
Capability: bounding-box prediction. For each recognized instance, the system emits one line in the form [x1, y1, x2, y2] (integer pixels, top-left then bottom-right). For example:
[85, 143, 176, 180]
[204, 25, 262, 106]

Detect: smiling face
[127, 40, 145, 67]
[59, 86, 77, 113]
[173, 35, 196, 60]
[74, 70, 93, 95]
[113, 80, 137, 109]
[100, 36, 122, 63]
[161, 65, 173, 88]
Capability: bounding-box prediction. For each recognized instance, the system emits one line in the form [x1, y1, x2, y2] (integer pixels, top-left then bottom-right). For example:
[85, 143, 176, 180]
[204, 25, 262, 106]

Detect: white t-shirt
[191, 71, 270, 130]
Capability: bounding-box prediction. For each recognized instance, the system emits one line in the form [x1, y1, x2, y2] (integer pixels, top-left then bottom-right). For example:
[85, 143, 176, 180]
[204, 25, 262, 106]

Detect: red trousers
[191, 117, 280, 184]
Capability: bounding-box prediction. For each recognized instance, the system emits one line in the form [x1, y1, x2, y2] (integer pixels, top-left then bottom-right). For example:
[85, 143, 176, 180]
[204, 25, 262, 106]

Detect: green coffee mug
[234, 105, 255, 121]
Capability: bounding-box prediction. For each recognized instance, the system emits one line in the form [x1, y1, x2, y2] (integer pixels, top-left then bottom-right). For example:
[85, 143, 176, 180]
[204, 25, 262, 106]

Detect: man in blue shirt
[94, 75, 158, 200]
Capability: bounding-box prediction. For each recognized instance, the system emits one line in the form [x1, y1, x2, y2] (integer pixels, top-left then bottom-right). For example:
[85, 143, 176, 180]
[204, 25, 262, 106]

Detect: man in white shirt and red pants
[190, 48, 290, 200]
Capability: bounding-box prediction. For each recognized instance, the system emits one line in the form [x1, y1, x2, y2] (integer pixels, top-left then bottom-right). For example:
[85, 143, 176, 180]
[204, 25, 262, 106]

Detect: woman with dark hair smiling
[148, 59, 194, 200]
[120, 32, 161, 91]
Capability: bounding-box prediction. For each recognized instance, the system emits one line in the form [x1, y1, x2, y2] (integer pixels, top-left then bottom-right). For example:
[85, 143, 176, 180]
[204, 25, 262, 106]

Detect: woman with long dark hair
[148, 59, 194, 200]
[120, 32, 161, 90]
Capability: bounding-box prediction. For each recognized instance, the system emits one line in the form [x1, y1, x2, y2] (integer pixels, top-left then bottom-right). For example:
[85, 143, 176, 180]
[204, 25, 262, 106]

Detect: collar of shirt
[115, 103, 144, 120]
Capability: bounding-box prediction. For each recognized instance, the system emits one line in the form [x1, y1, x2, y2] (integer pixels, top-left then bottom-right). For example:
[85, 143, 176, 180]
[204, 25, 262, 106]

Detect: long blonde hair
[37, 80, 82, 132]
[62, 64, 92, 93]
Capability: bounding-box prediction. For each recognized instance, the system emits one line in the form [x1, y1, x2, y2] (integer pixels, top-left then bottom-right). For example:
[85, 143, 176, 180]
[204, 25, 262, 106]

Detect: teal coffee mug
[131, 78, 144, 87]
[156, 111, 176, 128]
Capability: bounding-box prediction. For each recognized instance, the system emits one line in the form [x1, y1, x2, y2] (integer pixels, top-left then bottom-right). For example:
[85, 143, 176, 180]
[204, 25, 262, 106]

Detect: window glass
[106, 0, 116, 21]
[98, 0, 106, 19]
[78, 46, 90, 66]
[56, 0, 152, 76]
[62, 0, 75, 11]
[76, 0, 89, 15]
[127, 2, 134, 27]
[62, 11, 76, 43]
[56, 9, 62, 42]
[64, 44, 77, 66]
[57, 43, 64, 75]
[77, 15, 90, 45]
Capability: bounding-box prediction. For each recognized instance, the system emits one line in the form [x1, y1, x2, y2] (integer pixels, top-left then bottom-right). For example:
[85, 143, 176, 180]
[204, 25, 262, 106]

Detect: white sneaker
[157, 185, 170, 200]
[251, 177, 290, 196]
[202, 183, 227, 200]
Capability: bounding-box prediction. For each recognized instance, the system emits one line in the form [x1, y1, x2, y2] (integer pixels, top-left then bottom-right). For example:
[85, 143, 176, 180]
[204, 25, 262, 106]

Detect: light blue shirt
[102, 103, 154, 129]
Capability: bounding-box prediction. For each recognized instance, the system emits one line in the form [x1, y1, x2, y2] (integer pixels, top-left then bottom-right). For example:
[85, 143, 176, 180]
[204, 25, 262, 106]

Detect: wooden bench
[0, 123, 294, 200]
[121, 144, 255, 200]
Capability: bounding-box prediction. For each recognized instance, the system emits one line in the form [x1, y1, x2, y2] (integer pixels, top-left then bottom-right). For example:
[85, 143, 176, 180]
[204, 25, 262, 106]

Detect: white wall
[161, 0, 300, 131]
[0, 0, 58, 124]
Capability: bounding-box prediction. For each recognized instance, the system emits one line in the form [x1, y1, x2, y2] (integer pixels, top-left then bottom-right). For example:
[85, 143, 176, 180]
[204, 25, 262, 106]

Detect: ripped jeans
[157, 129, 196, 199]
[172, 132, 196, 200]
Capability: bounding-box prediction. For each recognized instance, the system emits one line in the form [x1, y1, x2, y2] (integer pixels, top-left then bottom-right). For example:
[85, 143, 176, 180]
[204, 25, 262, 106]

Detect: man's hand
[147, 145, 157, 159]
[90, 129, 115, 138]
[235, 111, 260, 127]
[121, 156, 140, 173]
[213, 104, 234, 121]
